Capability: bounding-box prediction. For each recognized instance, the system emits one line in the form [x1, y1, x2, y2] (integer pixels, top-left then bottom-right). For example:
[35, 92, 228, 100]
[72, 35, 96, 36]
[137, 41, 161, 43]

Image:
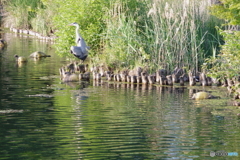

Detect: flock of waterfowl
[0, 37, 51, 63]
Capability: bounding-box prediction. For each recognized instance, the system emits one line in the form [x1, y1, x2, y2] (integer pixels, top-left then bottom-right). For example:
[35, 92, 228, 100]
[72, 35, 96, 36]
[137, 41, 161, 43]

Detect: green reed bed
[96, 0, 222, 72]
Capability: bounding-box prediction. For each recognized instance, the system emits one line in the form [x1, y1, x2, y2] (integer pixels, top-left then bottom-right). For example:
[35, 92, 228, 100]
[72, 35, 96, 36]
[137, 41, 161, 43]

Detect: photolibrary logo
[210, 151, 238, 157]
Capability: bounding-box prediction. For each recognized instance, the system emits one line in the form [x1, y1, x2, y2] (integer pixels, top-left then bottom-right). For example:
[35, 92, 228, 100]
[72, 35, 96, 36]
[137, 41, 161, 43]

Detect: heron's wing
[70, 46, 87, 60]
[71, 46, 83, 56]
[76, 35, 90, 51]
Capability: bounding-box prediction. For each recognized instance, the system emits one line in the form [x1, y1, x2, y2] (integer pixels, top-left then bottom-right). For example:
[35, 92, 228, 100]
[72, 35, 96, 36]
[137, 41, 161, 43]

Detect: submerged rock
[192, 91, 219, 100]
[30, 51, 51, 58]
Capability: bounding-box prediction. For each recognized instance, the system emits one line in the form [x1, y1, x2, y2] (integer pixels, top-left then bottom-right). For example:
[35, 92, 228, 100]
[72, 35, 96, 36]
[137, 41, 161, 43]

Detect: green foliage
[4, 0, 44, 29]
[210, 0, 240, 25]
[203, 29, 240, 79]
[204, 0, 240, 80]
[49, 0, 107, 57]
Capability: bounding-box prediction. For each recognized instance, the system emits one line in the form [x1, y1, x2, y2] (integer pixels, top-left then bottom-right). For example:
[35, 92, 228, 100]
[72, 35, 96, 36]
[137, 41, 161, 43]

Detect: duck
[0, 39, 7, 48]
[14, 55, 28, 62]
[79, 72, 90, 81]
[63, 72, 78, 82]
[59, 67, 78, 82]
[29, 51, 51, 58]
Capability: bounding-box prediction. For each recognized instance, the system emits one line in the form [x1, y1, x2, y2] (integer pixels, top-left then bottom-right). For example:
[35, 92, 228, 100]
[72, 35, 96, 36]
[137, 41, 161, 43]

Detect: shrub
[203, 0, 240, 81]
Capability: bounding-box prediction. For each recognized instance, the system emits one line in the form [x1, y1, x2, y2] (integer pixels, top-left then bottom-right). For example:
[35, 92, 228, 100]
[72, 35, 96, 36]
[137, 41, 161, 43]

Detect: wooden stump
[142, 75, 148, 84]
[116, 74, 121, 82]
[199, 72, 207, 86]
[207, 77, 212, 86]
[188, 71, 196, 86]
[106, 74, 114, 81]
[166, 75, 173, 86]
[131, 76, 137, 83]
[120, 73, 127, 82]
[159, 76, 167, 85]
[156, 69, 167, 83]
[172, 67, 184, 83]
[179, 76, 184, 86]
[136, 76, 142, 83]
[148, 75, 155, 84]
[126, 76, 131, 83]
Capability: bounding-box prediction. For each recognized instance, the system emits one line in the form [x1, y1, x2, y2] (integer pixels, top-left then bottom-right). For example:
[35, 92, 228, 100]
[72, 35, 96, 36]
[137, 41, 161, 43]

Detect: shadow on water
[0, 32, 240, 159]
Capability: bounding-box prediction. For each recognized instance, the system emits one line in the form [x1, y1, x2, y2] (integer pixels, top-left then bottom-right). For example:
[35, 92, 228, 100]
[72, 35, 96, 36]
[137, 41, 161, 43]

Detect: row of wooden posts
[92, 66, 224, 87]
[60, 62, 234, 88]
[59, 62, 240, 105]
[10, 27, 56, 41]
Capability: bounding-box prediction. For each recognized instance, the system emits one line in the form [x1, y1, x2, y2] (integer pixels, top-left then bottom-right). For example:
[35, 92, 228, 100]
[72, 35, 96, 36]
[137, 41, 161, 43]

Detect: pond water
[0, 32, 240, 160]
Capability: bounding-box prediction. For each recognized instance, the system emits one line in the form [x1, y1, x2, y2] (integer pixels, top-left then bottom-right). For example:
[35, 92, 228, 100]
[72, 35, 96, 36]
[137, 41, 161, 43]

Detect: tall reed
[3, 0, 45, 30]
[97, 0, 222, 72]
[31, 5, 55, 36]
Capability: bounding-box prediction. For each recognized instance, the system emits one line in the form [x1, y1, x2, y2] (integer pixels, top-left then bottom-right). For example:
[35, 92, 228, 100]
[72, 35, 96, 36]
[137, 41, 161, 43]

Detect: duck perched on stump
[192, 91, 219, 100]
[30, 51, 51, 58]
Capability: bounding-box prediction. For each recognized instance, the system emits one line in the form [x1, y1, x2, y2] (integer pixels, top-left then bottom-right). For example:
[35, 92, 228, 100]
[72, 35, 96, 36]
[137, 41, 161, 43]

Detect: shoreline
[9, 27, 57, 41]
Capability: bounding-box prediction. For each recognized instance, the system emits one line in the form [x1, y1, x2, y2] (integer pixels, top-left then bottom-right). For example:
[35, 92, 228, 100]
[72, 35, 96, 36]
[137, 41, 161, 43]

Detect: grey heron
[69, 22, 90, 62]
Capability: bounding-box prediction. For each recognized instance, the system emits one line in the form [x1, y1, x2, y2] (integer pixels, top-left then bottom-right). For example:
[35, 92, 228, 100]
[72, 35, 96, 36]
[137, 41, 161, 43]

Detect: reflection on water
[0, 33, 240, 160]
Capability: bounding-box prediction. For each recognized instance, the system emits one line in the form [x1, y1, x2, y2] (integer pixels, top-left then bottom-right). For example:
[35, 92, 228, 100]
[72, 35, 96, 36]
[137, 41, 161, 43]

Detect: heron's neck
[75, 25, 81, 39]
